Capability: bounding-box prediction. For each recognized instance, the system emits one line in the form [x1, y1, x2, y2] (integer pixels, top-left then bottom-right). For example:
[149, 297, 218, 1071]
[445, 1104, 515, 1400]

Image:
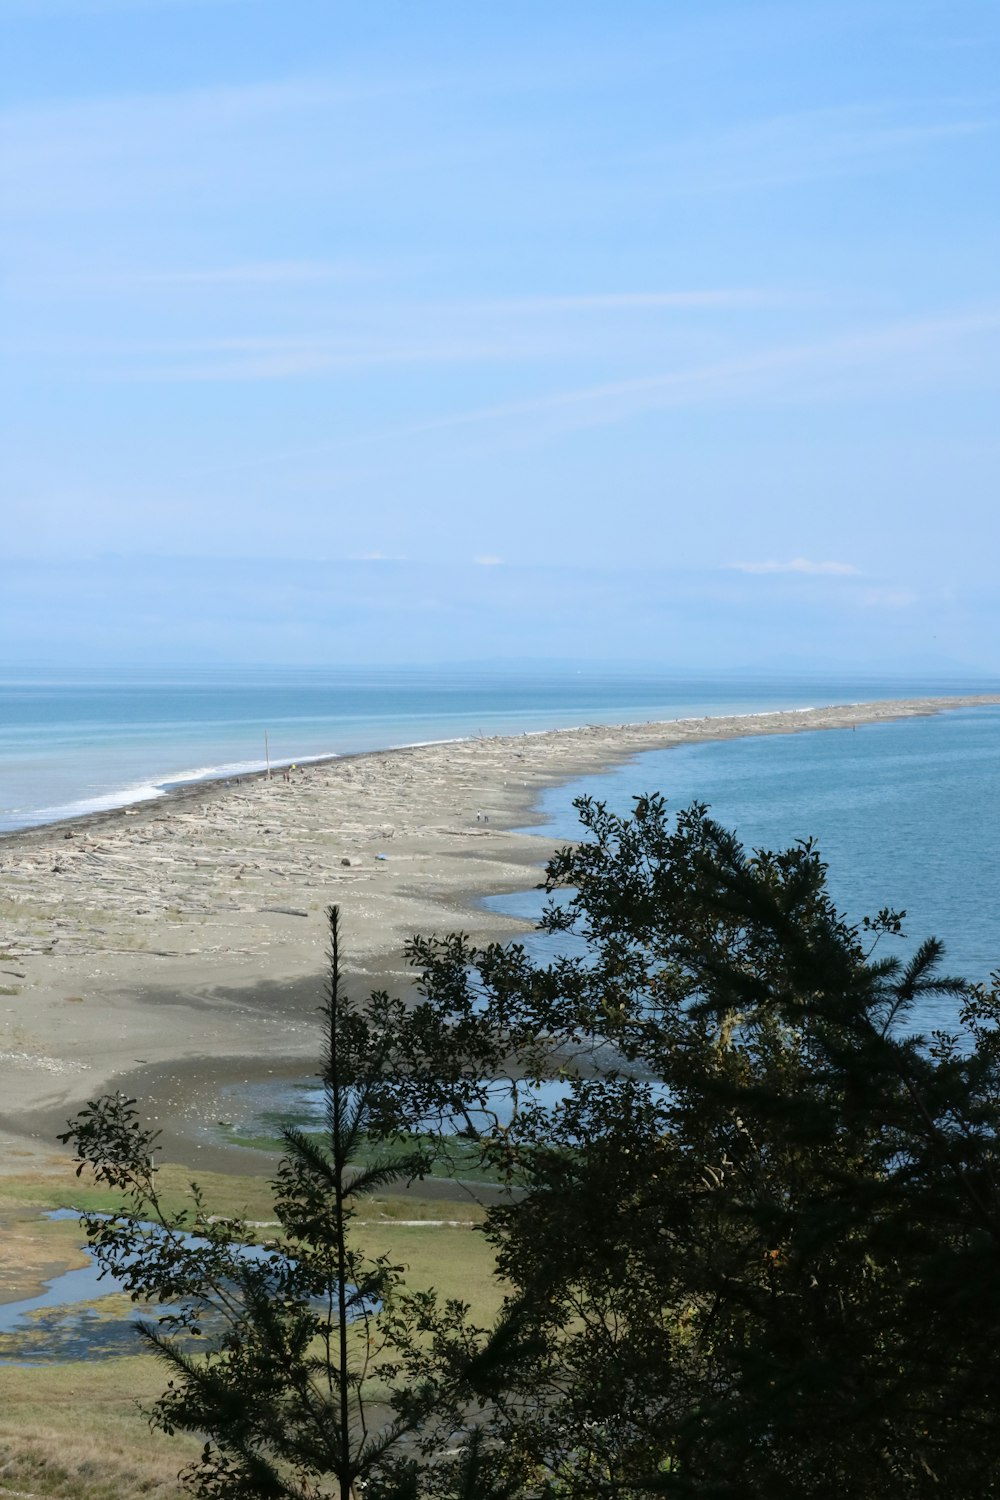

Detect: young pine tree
[62, 906, 518, 1500]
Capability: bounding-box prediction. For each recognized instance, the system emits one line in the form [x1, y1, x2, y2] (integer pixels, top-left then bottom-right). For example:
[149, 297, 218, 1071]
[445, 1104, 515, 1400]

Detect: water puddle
[216, 1072, 666, 1143]
[0, 1211, 159, 1364]
[0, 1209, 373, 1364]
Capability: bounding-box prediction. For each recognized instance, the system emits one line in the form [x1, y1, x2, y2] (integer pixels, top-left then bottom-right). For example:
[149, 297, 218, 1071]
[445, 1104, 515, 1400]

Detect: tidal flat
[1, 696, 998, 1496]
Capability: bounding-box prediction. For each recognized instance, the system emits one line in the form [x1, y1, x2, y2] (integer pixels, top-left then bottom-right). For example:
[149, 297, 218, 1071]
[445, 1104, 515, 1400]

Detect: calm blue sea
[484, 700, 1000, 1020]
[3, 666, 997, 1017]
[4, 666, 991, 835]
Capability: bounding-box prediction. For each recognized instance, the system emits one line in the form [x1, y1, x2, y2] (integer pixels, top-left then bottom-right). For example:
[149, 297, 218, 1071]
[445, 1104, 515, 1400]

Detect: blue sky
[3, 0, 998, 670]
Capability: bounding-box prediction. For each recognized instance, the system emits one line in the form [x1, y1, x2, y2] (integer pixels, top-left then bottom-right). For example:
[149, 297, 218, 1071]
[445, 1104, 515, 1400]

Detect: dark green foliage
[381, 796, 1000, 1497]
[61, 908, 510, 1500]
[63, 801, 1000, 1498]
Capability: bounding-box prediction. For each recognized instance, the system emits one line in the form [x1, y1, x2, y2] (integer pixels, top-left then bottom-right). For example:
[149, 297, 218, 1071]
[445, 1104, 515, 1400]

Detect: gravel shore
[1, 695, 995, 1172]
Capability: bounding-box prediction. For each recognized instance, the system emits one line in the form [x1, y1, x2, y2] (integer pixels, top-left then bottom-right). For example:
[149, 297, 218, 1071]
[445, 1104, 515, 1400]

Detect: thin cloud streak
[486, 290, 775, 312]
[861, 587, 919, 608]
[0, 71, 441, 209]
[168, 304, 1000, 481]
[5, 272, 771, 306]
[642, 101, 994, 194]
[729, 559, 861, 576]
[2, 287, 776, 376]
[28, 301, 996, 387]
[0, 0, 250, 12]
[322, 305, 1000, 439]
[94, 260, 373, 287]
[446, 305, 1000, 427]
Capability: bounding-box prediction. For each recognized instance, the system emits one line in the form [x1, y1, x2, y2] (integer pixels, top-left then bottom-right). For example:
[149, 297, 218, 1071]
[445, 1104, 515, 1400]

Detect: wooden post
[264, 730, 271, 780]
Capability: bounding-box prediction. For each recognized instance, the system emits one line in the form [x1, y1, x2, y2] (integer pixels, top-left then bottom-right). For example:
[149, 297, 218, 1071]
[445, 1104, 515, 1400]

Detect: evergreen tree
[65, 803, 1000, 1498]
[379, 796, 1000, 1497]
[62, 907, 515, 1500]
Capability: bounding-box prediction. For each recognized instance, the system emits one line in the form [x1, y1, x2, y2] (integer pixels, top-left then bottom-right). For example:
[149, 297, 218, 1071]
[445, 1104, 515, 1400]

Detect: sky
[2, 0, 998, 671]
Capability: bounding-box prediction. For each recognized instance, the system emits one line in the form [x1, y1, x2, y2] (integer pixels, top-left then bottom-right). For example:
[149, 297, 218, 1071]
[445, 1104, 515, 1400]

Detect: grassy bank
[0, 1166, 499, 1500]
[0, 1356, 199, 1500]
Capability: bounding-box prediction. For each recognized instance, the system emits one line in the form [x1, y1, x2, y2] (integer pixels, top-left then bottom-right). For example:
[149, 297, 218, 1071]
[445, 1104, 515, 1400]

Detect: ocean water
[262, 699, 1000, 1165]
[485, 701, 1000, 1023]
[3, 666, 991, 834]
[2, 668, 999, 1011]
[3, 674, 996, 1362]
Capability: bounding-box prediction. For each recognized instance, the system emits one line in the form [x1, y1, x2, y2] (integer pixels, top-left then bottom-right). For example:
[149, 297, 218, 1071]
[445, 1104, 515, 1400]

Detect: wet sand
[1, 695, 996, 1172]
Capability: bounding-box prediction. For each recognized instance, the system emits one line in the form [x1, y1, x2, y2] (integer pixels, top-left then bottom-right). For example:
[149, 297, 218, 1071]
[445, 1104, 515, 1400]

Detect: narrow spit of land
[0, 695, 996, 1171]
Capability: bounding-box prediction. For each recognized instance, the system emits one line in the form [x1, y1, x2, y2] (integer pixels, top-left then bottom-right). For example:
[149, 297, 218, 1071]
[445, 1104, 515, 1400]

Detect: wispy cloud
[728, 558, 860, 576]
[28, 302, 999, 390]
[109, 260, 371, 287]
[860, 586, 919, 608]
[645, 102, 993, 194]
[163, 303, 1000, 484]
[12, 269, 765, 304]
[308, 305, 1000, 443]
[0, 0, 250, 13]
[4, 285, 775, 379]
[8, 259, 379, 296]
[0, 71, 449, 222]
[433, 305, 1000, 432]
[473, 555, 504, 566]
[488, 290, 774, 312]
[120, 335, 574, 382]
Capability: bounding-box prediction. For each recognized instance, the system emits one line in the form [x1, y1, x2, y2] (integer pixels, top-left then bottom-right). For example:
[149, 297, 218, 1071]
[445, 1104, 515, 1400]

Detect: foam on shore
[0, 693, 998, 1172]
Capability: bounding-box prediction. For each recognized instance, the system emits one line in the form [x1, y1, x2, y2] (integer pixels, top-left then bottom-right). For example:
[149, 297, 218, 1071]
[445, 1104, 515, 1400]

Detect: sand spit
[0, 695, 996, 1168]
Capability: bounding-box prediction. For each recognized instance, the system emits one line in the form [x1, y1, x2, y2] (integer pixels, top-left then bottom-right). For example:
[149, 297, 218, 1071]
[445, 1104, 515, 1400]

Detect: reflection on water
[225, 1072, 667, 1151]
[0, 1302, 161, 1364]
[2, 1077, 667, 1364]
[0, 1211, 159, 1364]
[0, 1208, 374, 1365]
[301, 1074, 581, 1133]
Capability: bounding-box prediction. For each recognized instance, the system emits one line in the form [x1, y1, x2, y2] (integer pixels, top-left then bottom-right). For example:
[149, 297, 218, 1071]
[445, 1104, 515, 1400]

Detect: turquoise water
[485, 703, 1000, 1022]
[1, 666, 996, 833]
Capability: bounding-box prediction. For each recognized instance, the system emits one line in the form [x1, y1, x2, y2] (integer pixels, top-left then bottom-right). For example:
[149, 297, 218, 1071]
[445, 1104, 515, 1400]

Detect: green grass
[0, 1356, 196, 1499]
[0, 1230, 500, 1499]
[0, 1165, 496, 1321]
[0, 1212, 505, 1500]
[224, 1114, 498, 1182]
[0, 1163, 279, 1224]
[361, 1220, 502, 1320]
[0, 1144, 501, 1498]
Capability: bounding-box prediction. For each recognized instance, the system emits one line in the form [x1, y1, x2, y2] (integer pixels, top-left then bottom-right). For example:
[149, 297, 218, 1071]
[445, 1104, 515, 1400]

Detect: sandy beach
[1, 695, 996, 1173]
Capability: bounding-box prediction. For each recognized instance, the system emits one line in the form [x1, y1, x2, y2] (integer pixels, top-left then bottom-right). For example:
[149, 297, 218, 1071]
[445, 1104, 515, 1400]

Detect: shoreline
[1, 693, 997, 1174]
[5, 692, 992, 846]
